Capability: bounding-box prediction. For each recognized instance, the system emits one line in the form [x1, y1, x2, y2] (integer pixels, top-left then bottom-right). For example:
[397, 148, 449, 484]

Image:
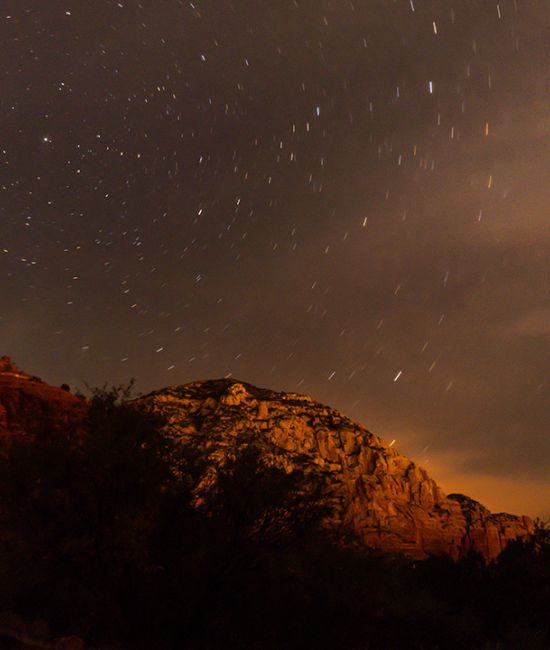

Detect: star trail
[1, 0, 549, 517]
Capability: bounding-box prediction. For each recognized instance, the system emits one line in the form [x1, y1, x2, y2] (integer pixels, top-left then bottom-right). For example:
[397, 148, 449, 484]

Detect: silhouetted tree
[0, 389, 333, 649]
[0, 384, 193, 643]
[1, 386, 549, 650]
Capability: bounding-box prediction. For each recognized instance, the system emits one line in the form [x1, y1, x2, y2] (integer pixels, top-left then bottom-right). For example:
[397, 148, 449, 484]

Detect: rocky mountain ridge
[137, 378, 534, 561]
[0, 359, 534, 561]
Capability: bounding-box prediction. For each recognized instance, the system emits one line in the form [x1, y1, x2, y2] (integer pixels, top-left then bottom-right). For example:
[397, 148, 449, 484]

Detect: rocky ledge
[0, 356, 84, 454]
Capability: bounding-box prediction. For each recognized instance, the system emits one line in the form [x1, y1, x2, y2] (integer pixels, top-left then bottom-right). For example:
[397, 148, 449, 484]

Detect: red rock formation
[137, 378, 535, 562]
[0, 357, 85, 454]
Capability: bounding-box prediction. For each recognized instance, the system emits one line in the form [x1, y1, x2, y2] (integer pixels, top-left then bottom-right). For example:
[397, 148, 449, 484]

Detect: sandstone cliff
[136, 378, 534, 561]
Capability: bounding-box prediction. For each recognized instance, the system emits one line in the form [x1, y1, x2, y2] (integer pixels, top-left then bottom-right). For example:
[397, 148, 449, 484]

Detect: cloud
[425, 449, 550, 519]
[507, 310, 550, 339]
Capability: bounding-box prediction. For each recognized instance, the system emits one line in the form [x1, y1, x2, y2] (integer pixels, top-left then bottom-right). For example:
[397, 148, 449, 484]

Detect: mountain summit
[136, 378, 534, 561]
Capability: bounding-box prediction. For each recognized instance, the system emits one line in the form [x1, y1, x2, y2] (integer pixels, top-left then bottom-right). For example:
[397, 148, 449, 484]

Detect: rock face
[0, 356, 84, 454]
[137, 378, 534, 562]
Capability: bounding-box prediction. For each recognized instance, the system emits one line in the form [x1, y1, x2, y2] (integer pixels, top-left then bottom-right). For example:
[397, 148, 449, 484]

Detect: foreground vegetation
[0, 387, 548, 649]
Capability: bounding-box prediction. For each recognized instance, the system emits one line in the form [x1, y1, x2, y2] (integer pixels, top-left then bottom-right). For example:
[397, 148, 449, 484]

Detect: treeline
[0, 387, 548, 650]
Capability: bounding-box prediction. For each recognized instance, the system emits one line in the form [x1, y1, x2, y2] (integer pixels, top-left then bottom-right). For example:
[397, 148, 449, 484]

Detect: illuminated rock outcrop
[137, 378, 534, 561]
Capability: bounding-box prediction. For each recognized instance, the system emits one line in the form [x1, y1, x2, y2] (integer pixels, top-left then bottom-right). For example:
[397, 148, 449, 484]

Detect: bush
[0, 387, 331, 648]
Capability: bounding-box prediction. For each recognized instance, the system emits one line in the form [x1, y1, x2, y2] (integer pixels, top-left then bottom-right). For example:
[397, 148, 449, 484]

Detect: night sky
[1, 0, 549, 517]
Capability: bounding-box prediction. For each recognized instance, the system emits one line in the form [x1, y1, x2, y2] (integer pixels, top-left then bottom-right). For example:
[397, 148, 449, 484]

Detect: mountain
[135, 378, 534, 561]
[0, 359, 534, 561]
